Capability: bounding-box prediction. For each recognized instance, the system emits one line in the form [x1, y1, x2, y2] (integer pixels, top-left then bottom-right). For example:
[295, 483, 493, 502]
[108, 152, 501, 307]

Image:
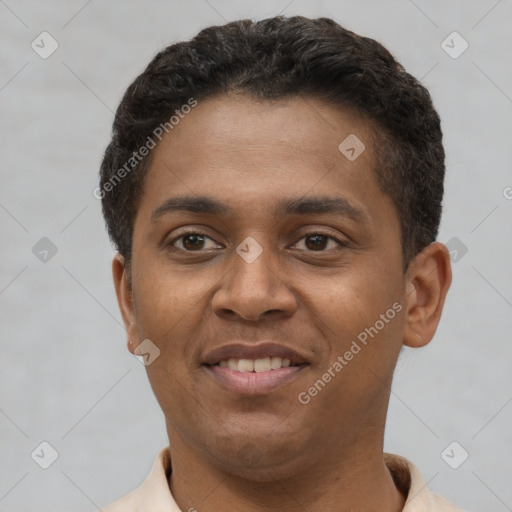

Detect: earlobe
[112, 253, 138, 355]
[403, 242, 452, 348]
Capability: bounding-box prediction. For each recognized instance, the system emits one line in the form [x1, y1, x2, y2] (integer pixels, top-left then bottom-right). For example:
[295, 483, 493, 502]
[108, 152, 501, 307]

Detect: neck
[166, 431, 406, 512]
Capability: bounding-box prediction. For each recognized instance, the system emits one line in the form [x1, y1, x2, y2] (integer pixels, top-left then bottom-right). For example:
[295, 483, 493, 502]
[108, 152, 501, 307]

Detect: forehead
[134, 94, 394, 230]
[152, 94, 375, 167]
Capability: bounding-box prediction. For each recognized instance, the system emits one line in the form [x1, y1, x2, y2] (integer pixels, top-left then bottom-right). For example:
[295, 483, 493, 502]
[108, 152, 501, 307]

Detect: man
[98, 15, 464, 511]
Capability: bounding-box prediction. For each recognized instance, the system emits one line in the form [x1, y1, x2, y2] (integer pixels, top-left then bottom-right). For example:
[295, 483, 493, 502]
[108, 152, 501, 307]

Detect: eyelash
[168, 230, 348, 253]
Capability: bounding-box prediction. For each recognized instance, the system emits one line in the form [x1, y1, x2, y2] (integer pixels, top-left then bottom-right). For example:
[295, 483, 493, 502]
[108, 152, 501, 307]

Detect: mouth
[202, 343, 310, 395]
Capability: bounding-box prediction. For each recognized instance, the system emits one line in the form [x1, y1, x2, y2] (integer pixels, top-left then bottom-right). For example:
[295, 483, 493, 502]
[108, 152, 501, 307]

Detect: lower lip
[205, 365, 307, 395]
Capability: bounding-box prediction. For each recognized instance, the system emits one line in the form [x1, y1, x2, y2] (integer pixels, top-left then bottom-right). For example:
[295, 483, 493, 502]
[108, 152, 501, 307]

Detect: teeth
[254, 357, 270, 372]
[217, 356, 294, 372]
[270, 356, 282, 370]
[238, 359, 254, 372]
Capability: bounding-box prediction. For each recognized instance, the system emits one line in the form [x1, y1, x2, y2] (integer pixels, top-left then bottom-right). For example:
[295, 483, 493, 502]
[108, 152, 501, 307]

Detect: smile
[202, 342, 310, 394]
[204, 360, 308, 395]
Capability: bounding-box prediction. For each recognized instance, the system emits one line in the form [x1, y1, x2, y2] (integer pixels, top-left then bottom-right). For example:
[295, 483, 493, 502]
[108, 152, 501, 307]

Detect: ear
[403, 242, 452, 348]
[112, 253, 138, 355]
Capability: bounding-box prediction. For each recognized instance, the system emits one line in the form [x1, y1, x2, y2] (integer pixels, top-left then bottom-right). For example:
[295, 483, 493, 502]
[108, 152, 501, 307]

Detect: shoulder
[100, 488, 138, 511]
[428, 490, 469, 512]
[98, 446, 173, 511]
[384, 452, 467, 512]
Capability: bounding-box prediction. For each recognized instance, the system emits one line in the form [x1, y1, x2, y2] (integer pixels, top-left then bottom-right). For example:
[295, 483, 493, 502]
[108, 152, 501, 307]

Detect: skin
[113, 94, 452, 512]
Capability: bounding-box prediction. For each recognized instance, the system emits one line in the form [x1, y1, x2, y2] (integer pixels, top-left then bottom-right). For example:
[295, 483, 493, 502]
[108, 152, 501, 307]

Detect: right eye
[169, 231, 222, 252]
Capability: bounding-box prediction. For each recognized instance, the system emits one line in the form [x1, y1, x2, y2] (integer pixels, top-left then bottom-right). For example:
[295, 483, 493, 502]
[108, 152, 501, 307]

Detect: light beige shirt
[102, 447, 466, 511]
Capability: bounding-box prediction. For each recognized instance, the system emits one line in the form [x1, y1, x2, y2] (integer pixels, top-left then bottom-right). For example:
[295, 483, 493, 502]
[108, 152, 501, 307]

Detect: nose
[212, 241, 298, 322]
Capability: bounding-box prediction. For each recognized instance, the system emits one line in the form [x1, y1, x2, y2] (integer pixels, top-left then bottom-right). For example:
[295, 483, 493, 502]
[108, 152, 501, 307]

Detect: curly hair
[99, 15, 445, 271]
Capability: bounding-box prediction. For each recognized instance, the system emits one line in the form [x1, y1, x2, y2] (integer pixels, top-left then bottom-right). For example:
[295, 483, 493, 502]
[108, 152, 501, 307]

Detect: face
[114, 94, 449, 480]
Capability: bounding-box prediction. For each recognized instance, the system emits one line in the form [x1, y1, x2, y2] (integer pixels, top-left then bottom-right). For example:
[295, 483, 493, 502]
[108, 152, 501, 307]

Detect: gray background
[1, 0, 511, 511]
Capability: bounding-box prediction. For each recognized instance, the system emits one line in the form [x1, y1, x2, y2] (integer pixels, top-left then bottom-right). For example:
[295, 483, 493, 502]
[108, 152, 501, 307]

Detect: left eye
[291, 233, 344, 252]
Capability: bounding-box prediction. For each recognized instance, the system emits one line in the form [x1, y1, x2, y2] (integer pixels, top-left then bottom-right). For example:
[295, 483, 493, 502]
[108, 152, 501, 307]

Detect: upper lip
[203, 342, 310, 366]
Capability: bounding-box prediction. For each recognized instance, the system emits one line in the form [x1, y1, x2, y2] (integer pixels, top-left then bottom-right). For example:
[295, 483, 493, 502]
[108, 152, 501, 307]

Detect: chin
[203, 433, 309, 481]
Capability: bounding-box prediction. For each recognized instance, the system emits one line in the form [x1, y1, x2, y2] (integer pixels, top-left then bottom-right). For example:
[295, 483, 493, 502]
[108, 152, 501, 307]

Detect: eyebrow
[151, 195, 368, 223]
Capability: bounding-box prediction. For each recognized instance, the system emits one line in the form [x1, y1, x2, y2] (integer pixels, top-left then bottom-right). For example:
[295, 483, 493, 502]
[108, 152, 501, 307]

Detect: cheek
[310, 261, 405, 366]
[304, 284, 405, 423]
[131, 258, 228, 380]
[317, 265, 401, 325]
[134, 255, 204, 319]
[130, 265, 199, 359]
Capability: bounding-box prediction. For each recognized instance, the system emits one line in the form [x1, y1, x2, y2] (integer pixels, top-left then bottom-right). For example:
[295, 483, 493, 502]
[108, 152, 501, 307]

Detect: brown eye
[293, 232, 345, 252]
[170, 231, 220, 251]
[304, 234, 329, 251]
[181, 234, 206, 250]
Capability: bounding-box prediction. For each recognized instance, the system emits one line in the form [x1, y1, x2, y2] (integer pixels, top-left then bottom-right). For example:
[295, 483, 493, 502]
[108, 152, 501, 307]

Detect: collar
[107, 447, 464, 511]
